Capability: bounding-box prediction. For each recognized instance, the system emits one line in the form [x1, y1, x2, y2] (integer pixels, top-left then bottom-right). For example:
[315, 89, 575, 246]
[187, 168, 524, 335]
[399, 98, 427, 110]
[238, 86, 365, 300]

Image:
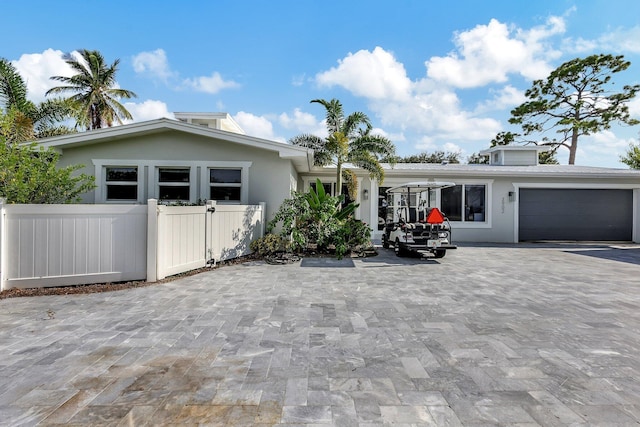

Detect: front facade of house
[40, 114, 312, 224]
[38, 114, 640, 244]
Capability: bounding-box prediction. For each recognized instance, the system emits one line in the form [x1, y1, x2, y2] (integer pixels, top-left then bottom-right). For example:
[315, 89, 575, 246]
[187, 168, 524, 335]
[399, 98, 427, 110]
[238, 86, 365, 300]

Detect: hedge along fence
[0, 199, 265, 290]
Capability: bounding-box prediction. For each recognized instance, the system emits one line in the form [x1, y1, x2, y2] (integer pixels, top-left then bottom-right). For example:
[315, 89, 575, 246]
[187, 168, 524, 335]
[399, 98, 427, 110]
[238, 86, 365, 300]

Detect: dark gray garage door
[519, 188, 633, 241]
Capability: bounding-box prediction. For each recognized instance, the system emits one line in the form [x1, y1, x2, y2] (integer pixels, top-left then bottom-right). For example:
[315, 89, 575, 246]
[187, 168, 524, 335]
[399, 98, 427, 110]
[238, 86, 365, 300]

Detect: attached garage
[519, 188, 633, 241]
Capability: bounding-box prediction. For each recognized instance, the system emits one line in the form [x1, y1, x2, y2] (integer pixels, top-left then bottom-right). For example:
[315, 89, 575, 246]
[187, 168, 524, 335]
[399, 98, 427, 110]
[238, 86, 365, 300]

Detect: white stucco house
[37, 112, 640, 244]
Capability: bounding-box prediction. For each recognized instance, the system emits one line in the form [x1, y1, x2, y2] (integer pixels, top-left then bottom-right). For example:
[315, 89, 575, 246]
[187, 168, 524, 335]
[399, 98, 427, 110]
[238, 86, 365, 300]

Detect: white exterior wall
[55, 130, 293, 225]
[352, 174, 640, 244]
[503, 150, 538, 166]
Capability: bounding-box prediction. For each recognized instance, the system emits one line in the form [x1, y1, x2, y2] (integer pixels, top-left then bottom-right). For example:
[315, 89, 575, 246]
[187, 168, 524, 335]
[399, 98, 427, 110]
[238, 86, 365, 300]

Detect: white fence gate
[0, 199, 266, 290]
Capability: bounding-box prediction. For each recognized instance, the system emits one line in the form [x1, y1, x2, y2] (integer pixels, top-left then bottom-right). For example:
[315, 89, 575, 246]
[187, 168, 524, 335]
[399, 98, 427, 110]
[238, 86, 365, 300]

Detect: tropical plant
[265, 179, 368, 258]
[290, 98, 395, 198]
[0, 58, 75, 143]
[46, 49, 137, 130]
[502, 54, 639, 164]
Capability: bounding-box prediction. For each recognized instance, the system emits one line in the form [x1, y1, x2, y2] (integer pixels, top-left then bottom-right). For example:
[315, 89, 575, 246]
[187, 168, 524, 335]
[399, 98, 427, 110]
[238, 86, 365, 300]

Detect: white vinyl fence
[0, 199, 265, 290]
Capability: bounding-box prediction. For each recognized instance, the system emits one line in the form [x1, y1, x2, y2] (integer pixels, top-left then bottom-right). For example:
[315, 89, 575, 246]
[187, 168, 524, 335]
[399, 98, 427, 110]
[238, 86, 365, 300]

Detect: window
[441, 184, 486, 222]
[378, 186, 390, 231]
[310, 181, 333, 196]
[105, 167, 138, 201]
[158, 168, 190, 201]
[309, 181, 355, 209]
[209, 168, 241, 202]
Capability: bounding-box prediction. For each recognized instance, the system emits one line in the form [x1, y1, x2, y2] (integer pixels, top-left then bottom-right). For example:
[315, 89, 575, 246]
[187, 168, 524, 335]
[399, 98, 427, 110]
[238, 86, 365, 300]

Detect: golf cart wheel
[433, 249, 446, 259]
[394, 239, 407, 257]
[382, 235, 390, 249]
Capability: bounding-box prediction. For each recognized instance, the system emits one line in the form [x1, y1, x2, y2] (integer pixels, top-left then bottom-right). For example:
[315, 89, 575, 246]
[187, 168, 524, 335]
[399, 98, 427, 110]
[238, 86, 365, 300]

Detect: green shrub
[261, 178, 372, 259]
[250, 233, 289, 256]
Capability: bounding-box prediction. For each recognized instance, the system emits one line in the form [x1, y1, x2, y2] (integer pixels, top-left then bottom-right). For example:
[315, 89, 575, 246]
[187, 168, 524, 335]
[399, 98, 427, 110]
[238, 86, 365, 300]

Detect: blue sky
[4, 0, 640, 167]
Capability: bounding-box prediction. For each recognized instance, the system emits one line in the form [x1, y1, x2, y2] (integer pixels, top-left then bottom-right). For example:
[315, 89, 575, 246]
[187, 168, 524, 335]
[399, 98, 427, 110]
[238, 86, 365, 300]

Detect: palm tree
[290, 98, 396, 198]
[46, 49, 137, 130]
[0, 58, 74, 143]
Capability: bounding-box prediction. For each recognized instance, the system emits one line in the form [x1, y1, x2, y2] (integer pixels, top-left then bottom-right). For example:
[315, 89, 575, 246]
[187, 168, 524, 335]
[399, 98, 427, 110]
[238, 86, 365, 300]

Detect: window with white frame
[209, 168, 242, 202]
[309, 181, 355, 207]
[105, 167, 138, 201]
[158, 167, 190, 201]
[441, 184, 486, 222]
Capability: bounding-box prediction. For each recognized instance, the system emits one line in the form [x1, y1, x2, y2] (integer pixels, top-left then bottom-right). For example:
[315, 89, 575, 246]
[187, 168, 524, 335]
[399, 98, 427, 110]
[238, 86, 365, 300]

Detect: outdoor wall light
[363, 189, 369, 200]
[508, 191, 516, 202]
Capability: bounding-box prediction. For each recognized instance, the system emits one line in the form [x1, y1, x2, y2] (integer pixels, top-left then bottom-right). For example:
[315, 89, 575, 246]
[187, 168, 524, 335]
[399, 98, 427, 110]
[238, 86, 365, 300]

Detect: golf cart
[382, 181, 457, 258]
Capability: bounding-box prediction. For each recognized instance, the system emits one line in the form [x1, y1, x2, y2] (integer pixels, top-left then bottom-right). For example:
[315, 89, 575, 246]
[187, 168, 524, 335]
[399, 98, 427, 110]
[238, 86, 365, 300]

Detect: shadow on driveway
[563, 247, 640, 265]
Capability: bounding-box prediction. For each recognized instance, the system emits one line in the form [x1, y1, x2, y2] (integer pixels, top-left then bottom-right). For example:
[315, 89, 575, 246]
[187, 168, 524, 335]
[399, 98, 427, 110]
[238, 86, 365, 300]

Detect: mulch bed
[0, 256, 255, 300]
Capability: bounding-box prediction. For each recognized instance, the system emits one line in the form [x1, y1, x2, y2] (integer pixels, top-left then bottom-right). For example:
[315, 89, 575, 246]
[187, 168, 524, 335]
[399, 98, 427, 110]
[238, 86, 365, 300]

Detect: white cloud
[132, 49, 174, 82]
[566, 26, 640, 54]
[278, 108, 324, 135]
[313, 46, 501, 147]
[414, 136, 437, 151]
[585, 130, 634, 153]
[476, 85, 527, 113]
[315, 46, 412, 101]
[598, 26, 640, 53]
[368, 85, 502, 144]
[183, 72, 240, 94]
[628, 97, 640, 118]
[233, 111, 284, 142]
[443, 142, 462, 154]
[11, 49, 74, 103]
[123, 100, 174, 123]
[425, 17, 564, 88]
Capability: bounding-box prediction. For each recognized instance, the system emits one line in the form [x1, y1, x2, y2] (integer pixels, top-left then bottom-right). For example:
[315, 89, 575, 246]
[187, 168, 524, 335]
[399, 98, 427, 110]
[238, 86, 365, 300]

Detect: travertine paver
[0, 243, 639, 426]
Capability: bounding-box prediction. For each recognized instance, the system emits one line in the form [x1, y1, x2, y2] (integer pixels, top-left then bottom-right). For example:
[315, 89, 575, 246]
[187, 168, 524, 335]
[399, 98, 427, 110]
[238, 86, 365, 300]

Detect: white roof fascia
[479, 145, 551, 155]
[380, 164, 640, 180]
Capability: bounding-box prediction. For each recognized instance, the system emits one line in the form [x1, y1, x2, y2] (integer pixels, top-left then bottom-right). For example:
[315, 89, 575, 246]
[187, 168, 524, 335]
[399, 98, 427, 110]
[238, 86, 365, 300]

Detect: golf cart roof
[386, 181, 456, 194]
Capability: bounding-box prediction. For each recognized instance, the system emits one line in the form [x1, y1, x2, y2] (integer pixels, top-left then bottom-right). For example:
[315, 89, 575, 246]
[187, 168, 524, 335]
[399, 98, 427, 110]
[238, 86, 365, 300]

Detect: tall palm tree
[46, 49, 137, 130]
[290, 98, 396, 198]
[0, 58, 74, 143]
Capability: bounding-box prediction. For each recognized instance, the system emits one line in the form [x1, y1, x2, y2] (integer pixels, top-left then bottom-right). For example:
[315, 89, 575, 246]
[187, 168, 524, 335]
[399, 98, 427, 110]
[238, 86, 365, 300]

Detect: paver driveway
[1, 243, 639, 426]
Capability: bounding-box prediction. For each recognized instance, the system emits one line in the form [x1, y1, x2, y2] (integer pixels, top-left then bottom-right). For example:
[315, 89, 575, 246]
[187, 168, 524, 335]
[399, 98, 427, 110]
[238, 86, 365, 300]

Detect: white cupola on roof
[479, 145, 550, 166]
[174, 112, 245, 135]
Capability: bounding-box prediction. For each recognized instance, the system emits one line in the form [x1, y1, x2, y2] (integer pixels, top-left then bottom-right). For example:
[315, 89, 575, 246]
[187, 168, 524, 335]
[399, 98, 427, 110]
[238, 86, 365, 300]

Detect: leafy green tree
[290, 98, 395, 198]
[504, 54, 639, 164]
[391, 150, 461, 164]
[46, 49, 137, 130]
[0, 58, 74, 143]
[0, 122, 95, 204]
[466, 152, 489, 164]
[620, 140, 640, 169]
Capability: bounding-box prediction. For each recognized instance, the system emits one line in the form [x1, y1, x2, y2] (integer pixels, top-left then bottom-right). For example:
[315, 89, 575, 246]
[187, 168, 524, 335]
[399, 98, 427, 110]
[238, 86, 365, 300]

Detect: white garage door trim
[512, 182, 640, 243]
